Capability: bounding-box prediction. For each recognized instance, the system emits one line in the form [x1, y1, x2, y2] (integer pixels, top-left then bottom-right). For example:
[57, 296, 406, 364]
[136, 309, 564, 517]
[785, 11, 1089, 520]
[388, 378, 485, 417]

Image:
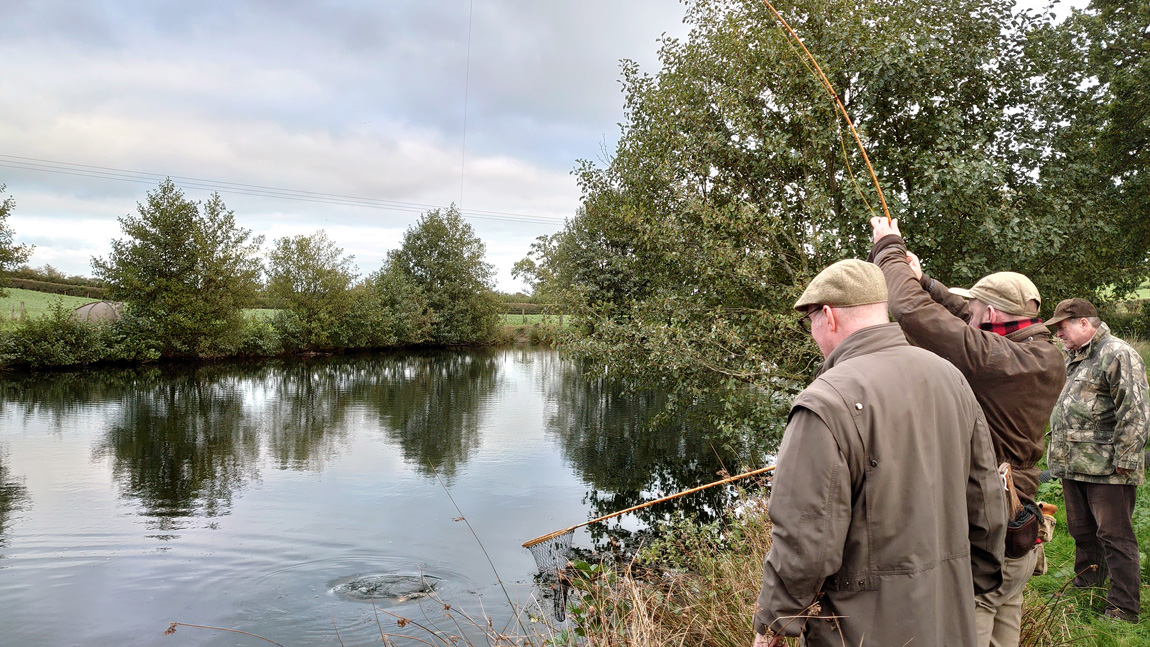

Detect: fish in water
[332, 573, 441, 602]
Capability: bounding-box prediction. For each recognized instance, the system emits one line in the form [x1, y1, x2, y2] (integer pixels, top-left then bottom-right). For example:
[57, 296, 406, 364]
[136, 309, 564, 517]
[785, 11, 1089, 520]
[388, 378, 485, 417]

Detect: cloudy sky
[0, 0, 1082, 292]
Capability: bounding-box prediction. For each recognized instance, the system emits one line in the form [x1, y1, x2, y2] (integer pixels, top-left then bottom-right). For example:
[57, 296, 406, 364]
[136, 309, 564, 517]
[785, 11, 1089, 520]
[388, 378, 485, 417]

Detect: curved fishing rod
[522, 464, 775, 549]
[759, 0, 891, 222]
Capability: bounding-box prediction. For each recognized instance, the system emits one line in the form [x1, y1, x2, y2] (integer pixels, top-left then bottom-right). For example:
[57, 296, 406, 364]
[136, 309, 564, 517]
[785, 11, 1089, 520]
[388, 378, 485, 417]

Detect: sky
[0, 0, 1086, 293]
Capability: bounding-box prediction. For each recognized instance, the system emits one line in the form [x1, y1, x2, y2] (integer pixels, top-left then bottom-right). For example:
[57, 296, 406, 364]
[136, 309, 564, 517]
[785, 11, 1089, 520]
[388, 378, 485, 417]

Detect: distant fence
[500, 302, 554, 316]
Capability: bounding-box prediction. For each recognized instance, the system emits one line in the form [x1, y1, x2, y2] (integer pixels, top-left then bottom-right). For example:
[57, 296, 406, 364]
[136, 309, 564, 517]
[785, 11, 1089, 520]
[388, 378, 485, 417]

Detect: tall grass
[555, 496, 775, 647]
[1128, 337, 1149, 368]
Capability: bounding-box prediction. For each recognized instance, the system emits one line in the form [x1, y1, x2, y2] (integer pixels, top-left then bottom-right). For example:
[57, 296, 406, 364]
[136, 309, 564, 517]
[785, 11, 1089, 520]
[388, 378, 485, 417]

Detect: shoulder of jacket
[1099, 336, 1146, 368]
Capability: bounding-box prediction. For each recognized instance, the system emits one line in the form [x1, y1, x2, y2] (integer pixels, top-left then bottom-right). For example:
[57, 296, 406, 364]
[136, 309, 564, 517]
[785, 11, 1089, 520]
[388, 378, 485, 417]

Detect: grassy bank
[1023, 478, 1150, 645]
[553, 486, 1150, 647]
[0, 287, 92, 325]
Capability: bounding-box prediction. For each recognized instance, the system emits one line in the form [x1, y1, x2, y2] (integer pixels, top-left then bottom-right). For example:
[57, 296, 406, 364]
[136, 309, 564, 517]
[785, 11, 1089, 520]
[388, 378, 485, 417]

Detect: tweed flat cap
[1045, 298, 1098, 327]
[794, 259, 888, 311]
[949, 272, 1041, 317]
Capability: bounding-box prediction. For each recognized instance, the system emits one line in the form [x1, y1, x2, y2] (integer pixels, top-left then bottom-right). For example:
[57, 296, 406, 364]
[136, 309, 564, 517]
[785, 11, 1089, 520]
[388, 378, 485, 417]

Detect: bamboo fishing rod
[759, 0, 891, 222]
[522, 464, 775, 548]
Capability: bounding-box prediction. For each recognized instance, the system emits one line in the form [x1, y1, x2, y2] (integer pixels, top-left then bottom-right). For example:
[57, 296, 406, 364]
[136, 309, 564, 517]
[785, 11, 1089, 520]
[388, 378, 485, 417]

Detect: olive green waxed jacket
[755, 323, 1007, 646]
[1049, 323, 1149, 485]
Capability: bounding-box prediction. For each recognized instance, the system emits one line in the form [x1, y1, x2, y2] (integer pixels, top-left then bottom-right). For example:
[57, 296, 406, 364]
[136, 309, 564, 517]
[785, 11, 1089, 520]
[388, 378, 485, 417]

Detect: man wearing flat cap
[868, 218, 1064, 647]
[752, 259, 1007, 647]
[1047, 298, 1149, 623]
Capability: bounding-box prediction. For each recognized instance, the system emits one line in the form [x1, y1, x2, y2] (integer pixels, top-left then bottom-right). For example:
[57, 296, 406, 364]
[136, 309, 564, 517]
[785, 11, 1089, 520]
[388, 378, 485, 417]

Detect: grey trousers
[1063, 478, 1141, 616]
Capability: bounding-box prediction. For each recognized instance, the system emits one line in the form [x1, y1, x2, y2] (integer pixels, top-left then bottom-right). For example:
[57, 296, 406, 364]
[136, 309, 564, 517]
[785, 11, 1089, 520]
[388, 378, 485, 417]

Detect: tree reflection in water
[257, 359, 354, 470]
[92, 367, 261, 534]
[0, 349, 758, 549]
[352, 350, 500, 479]
[0, 450, 31, 553]
[541, 357, 754, 548]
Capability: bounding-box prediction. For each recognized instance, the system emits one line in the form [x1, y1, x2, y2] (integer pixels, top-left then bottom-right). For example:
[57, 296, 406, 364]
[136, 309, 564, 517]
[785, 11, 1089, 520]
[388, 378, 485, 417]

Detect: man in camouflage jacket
[1047, 298, 1149, 622]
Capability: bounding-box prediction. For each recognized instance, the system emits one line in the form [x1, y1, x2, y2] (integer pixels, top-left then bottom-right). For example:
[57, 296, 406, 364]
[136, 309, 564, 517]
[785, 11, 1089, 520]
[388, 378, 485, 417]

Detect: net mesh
[526, 531, 573, 621]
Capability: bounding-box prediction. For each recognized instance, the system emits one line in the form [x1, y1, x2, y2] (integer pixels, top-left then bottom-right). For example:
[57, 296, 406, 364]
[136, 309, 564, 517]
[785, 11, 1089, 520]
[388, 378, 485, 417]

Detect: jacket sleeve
[1107, 345, 1150, 471]
[966, 406, 1007, 594]
[868, 235, 1010, 382]
[754, 407, 852, 637]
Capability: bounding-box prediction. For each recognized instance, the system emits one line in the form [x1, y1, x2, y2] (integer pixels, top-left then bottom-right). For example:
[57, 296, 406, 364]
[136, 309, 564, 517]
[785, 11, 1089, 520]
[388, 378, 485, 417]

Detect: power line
[0, 153, 569, 226]
[460, 0, 475, 208]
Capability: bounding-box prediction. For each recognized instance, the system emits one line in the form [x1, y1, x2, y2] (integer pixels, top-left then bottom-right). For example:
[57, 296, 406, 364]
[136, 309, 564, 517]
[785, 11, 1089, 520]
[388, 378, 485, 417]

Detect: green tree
[0, 185, 34, 296]
[385, 206, 499, 345]
[366, 262, 434, 346]
[1023, 0, 1150, 300]
[266, 230, 356, 349]
[92, 179, 263, 357]
[526, 0, 1121, 455]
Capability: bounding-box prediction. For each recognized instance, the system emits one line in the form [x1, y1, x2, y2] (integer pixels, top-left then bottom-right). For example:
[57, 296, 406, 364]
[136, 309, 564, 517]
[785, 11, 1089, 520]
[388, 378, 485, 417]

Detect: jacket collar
[1004, 320, 1054, 344]
[1070, 322, 1111, 363]
[818, 322, 908, 376]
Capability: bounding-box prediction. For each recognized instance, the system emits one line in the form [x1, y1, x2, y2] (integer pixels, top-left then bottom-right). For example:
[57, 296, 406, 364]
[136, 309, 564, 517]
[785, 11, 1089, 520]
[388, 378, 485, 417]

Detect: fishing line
[778, 28, 878, 220]
[760, 0, 891, 222]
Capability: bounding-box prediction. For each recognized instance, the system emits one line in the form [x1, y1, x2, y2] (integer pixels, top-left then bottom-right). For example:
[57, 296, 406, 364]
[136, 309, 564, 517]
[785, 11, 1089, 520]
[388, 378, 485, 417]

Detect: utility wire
[0, 153, 567, 226]
[459, 0, 474, 208]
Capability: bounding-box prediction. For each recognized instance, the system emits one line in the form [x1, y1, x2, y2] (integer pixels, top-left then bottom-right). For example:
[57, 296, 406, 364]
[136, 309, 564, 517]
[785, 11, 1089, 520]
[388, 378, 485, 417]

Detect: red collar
[979, 318, 1043, 337]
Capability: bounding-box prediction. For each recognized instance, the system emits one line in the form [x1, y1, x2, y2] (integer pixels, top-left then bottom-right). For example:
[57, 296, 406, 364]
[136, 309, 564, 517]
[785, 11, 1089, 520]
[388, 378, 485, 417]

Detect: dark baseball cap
[1045, 298, 1098, 327]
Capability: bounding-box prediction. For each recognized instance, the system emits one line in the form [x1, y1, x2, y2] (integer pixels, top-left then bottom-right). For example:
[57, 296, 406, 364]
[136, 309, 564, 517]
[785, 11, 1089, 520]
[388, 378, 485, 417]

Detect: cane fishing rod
[759, 0, 891, 223]
[522, 464, 775, 549]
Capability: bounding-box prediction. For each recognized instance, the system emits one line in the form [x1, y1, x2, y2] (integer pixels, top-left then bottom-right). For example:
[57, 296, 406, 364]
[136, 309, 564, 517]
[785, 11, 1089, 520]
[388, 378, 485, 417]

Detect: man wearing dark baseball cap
[1046, 298, 1149, 622]
[753, 259, 1005, 647]
[867, 218, 1064, 647]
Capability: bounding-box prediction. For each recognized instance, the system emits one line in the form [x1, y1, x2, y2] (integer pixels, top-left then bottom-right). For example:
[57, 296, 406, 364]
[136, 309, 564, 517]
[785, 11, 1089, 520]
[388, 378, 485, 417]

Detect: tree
[0, 185, 34, 296]
[385, 206, 499, 345]
[266, 230, 357, 348]
[92, 179, 263, 356]
[1022, 0, 1150, 300]
[525, 0, 1129, 456]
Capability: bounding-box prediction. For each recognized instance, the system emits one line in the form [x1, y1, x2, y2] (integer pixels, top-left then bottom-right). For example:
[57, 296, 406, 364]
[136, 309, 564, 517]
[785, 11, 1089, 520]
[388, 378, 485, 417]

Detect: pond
[0, 348, 752, 646]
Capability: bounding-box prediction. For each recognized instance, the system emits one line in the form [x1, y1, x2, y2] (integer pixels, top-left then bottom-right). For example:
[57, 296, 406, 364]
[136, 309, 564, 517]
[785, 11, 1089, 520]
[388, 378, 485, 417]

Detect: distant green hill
[0, 287, 96, 323]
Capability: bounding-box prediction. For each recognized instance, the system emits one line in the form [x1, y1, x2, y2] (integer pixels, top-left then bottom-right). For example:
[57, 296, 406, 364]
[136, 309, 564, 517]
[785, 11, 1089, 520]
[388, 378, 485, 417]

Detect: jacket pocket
[1065, 428, 1115, 476]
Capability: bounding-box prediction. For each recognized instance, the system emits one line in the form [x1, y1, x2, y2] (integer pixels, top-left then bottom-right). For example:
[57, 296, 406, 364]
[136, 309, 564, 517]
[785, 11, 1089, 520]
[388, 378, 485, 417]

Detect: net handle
[522, 464, 776, 548]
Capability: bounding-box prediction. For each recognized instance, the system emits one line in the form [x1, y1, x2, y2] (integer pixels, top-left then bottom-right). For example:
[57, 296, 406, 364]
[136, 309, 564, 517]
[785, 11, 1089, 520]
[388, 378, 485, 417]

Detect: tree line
[512, 0, 1150, 458]
[0, 179, 503, 368]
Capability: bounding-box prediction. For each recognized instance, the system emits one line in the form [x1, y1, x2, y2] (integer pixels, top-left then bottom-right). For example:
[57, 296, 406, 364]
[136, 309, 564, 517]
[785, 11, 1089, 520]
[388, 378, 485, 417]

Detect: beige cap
[794, 259, 888, 311]
[949, 272, 1040, 317]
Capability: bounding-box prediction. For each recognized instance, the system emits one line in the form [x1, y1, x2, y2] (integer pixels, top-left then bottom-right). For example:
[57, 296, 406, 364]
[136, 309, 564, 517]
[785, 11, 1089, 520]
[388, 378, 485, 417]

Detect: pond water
[0, 348, 749, 646]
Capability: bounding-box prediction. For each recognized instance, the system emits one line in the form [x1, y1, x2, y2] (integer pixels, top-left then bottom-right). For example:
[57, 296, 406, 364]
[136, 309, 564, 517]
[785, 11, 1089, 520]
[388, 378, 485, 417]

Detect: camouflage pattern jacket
[1049, 323, 1150, 485]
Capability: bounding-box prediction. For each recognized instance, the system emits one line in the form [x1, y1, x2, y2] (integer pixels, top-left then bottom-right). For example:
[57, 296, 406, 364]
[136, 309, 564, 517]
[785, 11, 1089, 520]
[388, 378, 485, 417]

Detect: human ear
[822, 305, 836, 332]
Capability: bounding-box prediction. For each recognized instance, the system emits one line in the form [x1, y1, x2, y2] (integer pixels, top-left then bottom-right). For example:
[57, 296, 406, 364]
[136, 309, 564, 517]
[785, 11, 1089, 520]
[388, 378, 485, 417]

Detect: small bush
[0, 302, 111, 368]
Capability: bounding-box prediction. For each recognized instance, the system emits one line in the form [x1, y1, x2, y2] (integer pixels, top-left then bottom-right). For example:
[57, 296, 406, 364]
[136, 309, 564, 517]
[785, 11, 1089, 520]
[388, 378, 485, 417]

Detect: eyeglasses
[797, 310, 815, 334]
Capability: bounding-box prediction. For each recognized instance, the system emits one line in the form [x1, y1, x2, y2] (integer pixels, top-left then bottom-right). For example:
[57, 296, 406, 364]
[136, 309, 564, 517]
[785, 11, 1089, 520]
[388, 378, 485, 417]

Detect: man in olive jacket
[753, 259, 1007, 647]
[869, 218, 1065, 647]
[1047, 298, 1149, 622]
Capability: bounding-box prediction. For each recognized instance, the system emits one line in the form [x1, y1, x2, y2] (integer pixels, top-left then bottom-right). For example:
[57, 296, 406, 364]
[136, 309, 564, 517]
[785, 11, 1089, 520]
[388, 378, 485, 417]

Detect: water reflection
[356, 351, 499, 478]
[542, 359, 746, 543]
[92, 368, 262, 532]
[0, 451, 31, 553]
[258, 360, 354, 470]
[0, 349, 749, 546]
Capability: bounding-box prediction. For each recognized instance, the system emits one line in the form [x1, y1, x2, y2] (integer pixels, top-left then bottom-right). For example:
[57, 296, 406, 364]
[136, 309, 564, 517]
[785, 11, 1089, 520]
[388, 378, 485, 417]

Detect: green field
[0, 287, 95, 322]
[499, 313, 568, 326]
